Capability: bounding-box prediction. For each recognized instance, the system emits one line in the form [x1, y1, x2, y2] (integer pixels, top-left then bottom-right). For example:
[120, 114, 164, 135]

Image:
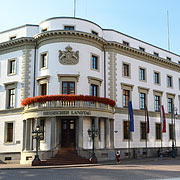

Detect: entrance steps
[33, 147, 90, 166]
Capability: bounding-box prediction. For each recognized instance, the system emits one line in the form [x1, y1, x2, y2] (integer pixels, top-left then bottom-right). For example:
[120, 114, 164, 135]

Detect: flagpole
[160, 105, 163, 149]
[145, 105, 147, 158]
[128, 111, 130, 159]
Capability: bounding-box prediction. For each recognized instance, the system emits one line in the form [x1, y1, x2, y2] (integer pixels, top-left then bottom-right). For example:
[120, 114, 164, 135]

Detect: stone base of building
[0, 152, 21, 164]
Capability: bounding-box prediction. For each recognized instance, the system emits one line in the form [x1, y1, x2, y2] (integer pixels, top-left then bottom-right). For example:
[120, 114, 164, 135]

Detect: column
[50, 117, 56, 149]
[78, 116, 83, 149]
[22, 120, 26, 151]
[105, 118, 110, 149]
[25, 119, 31, 151]
[94, 117, 99, 149]
[110, 119, 114, 148]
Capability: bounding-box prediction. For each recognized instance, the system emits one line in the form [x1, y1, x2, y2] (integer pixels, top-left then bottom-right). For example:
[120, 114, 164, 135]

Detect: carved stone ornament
[59, 45, 79, 65]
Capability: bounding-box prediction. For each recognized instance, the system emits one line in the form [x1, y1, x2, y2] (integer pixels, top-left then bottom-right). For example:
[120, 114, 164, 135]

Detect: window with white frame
[91, 84, 98, 96]
[154, 71, 160, 84]
[156, 123, 161, 140]
[168, 98, 173, 113]
[8, 59, 16, 75]
[5, 122, 14, 143]
[167, 75, 172, 87]
[140, 122, 146, 140]
[154, 95, 160, 112]
[123, 41, 129, 46]
[91, 55, 98, 70]
[140, 93, 146, 110]
[4, 82, 17, 109]
[123, 63, 130, 77]
[40, 53, 48, 69]
[139, 67, 146, 81]
[64, 26, 75, 30]
[154, 52, 159, 57]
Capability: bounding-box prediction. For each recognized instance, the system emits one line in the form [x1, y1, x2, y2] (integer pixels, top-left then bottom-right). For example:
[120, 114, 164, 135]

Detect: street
[0, 158, 180, 180]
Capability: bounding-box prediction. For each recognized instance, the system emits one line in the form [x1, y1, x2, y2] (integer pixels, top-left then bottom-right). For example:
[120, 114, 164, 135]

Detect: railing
[25, 100, 113, 111]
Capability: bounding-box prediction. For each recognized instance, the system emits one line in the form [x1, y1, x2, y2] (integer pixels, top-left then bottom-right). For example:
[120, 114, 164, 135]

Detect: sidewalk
[0, 156, 179, 170]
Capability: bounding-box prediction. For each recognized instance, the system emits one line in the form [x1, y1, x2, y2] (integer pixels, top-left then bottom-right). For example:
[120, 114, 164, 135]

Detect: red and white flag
[161, 105, 166, 133]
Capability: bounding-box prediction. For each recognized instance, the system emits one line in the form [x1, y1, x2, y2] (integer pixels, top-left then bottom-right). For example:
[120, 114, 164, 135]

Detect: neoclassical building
[0, 17, 180, 164]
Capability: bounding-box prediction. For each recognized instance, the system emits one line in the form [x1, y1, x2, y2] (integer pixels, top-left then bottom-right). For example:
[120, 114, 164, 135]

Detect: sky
[0, 0, 180, 55]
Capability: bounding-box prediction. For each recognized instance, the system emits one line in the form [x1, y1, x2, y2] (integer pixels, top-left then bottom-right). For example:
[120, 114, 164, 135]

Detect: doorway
[61, 119, 76, 147]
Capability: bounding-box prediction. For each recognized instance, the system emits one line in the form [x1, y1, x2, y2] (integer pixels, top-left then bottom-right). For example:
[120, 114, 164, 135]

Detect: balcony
[22, 95, 116, 119]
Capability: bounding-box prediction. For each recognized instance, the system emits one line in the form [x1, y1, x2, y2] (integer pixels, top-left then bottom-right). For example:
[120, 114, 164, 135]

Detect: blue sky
[0, 0, 180, 54]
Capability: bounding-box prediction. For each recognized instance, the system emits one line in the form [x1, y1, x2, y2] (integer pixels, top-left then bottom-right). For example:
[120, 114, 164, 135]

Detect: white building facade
[0, 17, 180, 164]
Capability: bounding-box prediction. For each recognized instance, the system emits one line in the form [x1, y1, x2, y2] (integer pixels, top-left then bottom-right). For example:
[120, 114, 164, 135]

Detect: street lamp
[32, 125, 43, 165]
[172, 107, 178, 158]
[87, 124, 99, 162]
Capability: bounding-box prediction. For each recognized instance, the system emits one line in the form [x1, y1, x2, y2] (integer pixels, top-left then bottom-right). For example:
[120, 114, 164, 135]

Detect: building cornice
[34, 30, 105, 50]
[0, 37, 35, 54]
[0, 31, 180, 73]
[105, 42, 180, 72]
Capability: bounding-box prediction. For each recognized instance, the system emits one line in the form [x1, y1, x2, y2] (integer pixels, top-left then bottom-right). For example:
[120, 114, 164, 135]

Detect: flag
[161, 105, 166, 133]
[146, 105, 150, 133]
[128, 101, 134, 132]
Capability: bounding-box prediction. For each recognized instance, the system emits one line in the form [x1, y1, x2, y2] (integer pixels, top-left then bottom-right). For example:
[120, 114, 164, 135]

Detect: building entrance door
[61, 119, 76, 147]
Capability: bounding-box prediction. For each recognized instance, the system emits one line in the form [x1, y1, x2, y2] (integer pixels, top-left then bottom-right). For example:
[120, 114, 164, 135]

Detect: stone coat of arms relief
[59, 45, 79, 65]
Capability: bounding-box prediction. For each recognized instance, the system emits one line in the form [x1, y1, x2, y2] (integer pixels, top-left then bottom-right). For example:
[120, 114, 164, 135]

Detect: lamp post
[172, 107, 178, 158]
[32, 125, 43, 165]
[87, 124, 99, 162]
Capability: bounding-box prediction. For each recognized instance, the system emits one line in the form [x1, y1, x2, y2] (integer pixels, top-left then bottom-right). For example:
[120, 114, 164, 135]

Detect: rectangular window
[8, 59, 16, 75]
[123, 121, 130, 140]
[92, 30, 98, 36]
[40, 84, 47, 95]
[64, 26, 75, 30]
[140, 122, 146, 140]
[167, 57, 171, 61]
[62, 82, 75, 94]
[92, 55, 98, 70]
[140, 93, 146, 110]
[123, 90, 130, 108]
[123, 41, 129, 46]
[154, 72, 160, 84]
[139, 47, 145, 52]
[5, 122, 13, 143]
[169, 124, 173, 140]
[8, 88, 15, 108]
[154, 52, 159, 57]
[167, 76, 172, 87]
[42, 28, 48, 32]
[123, 63, 130, 77]
[139, 68, 146, 81]
[40, 119, 45, 141]
[10, 36, 16, 40]
[40, 53, 48, 69]
[168, 98, 173, 113]
[155, 95, 160, 112]
[179, 79, 180, 90]
[91, 84, 98, 96]
[156, 123, 161, 140]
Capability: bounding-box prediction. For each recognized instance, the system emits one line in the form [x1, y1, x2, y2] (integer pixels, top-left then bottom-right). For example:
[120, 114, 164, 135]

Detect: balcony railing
[22, 95, 116, 112]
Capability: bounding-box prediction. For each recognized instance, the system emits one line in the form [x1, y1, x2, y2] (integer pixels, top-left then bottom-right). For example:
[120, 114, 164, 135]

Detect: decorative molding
[59, 45, 79, 65]
[153, 89, 163, 96]
[3, 81, 18, 89]
[121, 83, 134, 91]
[138, 86, 150, 94]
[166, 92, 176, 98]
[88, 76, 103, 85]
[57, 74, 80, 82]
[36, 75, 50, 82]
[21, 49, 32, 100]
[108, 52, 117, 101]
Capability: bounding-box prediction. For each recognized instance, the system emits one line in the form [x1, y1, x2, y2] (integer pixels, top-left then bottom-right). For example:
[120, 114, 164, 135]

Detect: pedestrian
[116, 150, 120, 164]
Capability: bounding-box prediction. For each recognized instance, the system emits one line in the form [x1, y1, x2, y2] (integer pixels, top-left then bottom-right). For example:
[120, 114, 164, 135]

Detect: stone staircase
[33, 147, 90, 166]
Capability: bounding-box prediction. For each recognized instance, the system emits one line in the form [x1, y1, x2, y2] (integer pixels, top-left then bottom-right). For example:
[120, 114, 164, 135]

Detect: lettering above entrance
[59, 45, 79, 65]
[43, 110, 91, 116]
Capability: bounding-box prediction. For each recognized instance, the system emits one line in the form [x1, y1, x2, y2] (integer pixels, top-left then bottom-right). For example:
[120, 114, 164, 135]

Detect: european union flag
[128, 101, 134, 132]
